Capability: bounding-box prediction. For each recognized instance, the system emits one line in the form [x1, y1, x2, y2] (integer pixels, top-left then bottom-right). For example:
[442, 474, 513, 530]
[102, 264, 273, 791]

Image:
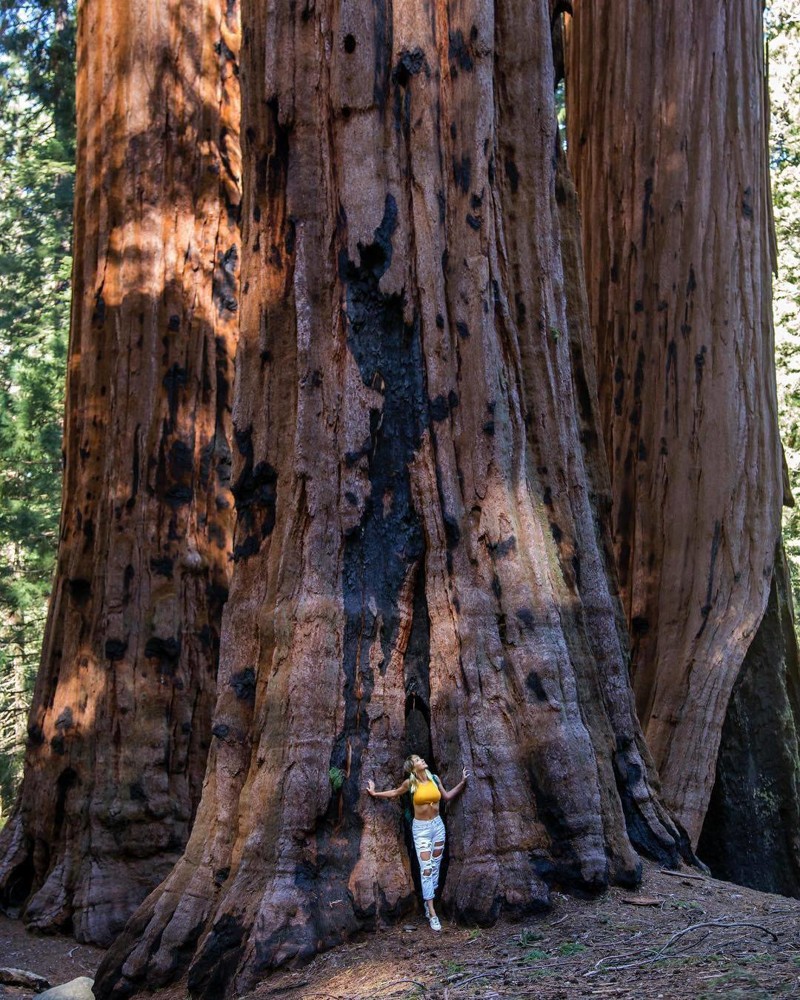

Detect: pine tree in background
[771, 2, 800, 605]
[0, 1, 75, 817]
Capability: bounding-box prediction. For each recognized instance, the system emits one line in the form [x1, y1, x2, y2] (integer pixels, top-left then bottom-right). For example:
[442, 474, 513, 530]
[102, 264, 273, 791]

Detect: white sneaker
[428, 914, 442, 931]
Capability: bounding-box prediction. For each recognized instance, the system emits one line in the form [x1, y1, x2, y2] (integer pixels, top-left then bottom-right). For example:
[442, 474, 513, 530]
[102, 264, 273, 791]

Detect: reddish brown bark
[566, 1, 786, 844]
[0, 0, 241, 944]
[95, 2, 687, 995]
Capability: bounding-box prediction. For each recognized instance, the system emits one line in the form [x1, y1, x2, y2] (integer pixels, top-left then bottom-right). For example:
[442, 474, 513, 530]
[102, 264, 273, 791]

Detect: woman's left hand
[462, 767, 470, 783]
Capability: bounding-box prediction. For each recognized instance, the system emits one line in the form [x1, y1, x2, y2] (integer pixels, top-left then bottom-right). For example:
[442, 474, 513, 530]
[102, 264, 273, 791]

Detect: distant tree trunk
[567, 0, 800, 867]
[0, 0, 241, 944]
[95, 2, 688, 996]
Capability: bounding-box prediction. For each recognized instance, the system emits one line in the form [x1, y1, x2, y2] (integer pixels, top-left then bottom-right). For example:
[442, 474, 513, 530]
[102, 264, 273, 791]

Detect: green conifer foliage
[770, 2, 800, 610]
[0, 0, 74, 819]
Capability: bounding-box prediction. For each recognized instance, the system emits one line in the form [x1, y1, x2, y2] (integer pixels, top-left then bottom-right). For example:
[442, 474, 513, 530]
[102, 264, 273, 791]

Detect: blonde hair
[404, 754, 432, 794]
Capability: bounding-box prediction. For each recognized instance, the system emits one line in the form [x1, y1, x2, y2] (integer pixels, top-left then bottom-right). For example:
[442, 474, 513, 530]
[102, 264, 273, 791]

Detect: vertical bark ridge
[96, 2, 688, 995]
[0, 0, 241, 945]
[567, 0, 784, 842]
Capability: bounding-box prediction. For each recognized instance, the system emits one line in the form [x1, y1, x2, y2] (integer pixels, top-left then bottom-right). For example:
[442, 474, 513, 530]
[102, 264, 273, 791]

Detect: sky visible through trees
[0, 1, 797, 822]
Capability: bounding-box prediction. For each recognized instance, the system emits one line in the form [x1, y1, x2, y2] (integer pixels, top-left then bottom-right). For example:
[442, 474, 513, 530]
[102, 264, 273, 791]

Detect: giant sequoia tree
[567, 0, 800, 890]
[93, 1, 692, 996]
[2, 0, 792, 994]
[0, 0, 241, 944]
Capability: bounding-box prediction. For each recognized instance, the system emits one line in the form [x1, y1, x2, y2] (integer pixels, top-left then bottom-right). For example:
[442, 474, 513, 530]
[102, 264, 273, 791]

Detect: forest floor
[1, 861, 800, 999]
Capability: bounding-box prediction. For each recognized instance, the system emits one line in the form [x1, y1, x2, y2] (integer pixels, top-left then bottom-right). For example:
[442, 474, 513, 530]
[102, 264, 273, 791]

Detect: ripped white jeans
[411, 815, 446, 901]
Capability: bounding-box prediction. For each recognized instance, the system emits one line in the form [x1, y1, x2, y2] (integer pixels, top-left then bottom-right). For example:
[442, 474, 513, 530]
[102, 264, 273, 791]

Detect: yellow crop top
[412, 778, 442, 807]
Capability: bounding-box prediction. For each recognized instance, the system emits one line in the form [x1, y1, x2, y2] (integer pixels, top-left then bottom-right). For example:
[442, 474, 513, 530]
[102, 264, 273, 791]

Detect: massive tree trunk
[95, 1, 689, 996]
[0, 0, 241, 944]
[567, 0, 799, 867]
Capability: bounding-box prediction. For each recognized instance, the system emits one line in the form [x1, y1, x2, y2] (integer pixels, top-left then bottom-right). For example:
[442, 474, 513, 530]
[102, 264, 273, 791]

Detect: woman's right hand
[367, 779, 376, 796]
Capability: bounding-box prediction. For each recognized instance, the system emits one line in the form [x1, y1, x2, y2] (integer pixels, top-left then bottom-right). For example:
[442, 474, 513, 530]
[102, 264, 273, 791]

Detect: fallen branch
[262, 981, 311, 996]
[288, 993, 339, 1000]
[585, 918, 778, 976]
[0, 969, 51, 991]
[376, 979, 429, 997]
[658, 868, 706, 882]
[292, 993, 341, 1000]
[661, 919, 777, 949]
[447, 970, 507, 991]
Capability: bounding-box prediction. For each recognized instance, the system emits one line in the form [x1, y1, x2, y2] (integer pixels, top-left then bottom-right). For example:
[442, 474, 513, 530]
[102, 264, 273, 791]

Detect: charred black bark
[698, 542, 800, 896]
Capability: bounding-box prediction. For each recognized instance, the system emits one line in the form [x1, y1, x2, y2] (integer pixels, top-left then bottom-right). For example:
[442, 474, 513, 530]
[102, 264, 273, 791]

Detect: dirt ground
[0, 917, 103, 993]
[2, 861, 800, 999]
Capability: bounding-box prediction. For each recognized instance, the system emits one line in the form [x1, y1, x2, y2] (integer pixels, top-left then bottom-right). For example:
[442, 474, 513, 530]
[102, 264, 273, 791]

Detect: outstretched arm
[437, 767, 470, 802]
[366, 777, 410, 800]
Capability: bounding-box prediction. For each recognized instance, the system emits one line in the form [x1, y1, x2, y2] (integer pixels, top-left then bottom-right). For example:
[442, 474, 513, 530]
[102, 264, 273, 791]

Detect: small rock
[0, 968, 51, 990]
[35, 977, 95, 1000]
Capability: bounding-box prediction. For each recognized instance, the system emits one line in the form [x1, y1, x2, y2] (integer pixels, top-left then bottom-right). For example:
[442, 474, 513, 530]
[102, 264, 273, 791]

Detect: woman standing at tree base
[368, 754, 468, 931]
